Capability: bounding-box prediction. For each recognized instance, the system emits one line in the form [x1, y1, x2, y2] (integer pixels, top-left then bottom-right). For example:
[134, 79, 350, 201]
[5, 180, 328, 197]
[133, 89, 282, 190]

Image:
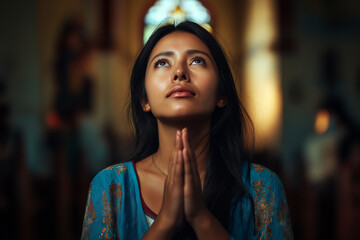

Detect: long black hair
[128, 21, 254, 239]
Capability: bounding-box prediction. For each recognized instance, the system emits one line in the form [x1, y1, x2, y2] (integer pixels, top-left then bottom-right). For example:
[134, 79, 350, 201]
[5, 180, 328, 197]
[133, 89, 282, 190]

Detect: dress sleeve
[81, 169, 122, 240]
[252, 165, 294, 240]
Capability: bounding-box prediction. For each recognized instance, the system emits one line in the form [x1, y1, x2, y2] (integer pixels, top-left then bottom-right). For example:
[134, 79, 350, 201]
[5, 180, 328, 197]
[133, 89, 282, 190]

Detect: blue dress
[81, 161, 293, 239]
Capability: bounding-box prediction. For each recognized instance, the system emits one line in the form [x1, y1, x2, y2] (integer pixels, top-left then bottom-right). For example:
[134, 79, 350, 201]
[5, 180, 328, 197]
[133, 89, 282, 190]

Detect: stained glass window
[143, 0, 212, 44]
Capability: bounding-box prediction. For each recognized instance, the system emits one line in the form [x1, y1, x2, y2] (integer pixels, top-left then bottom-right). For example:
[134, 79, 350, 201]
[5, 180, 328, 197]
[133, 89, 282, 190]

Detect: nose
[172, 64, 189, 82]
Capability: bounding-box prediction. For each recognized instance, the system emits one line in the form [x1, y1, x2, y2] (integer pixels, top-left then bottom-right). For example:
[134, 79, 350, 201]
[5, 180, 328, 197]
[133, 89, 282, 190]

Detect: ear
[140, 97, 151, 112]
[217, 98, 226, 108]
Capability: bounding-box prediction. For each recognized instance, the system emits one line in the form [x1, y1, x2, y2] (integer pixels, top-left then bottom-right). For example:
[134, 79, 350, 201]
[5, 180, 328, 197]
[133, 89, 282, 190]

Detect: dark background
[0, 0, 359, 239]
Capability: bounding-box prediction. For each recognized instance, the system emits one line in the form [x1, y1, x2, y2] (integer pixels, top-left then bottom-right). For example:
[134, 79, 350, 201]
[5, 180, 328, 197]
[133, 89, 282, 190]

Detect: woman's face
[144, 31, 224, 122]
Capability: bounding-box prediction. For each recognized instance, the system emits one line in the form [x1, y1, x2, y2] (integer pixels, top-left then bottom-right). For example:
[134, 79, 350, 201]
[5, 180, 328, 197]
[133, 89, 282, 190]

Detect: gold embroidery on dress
[253, 164, 264, 172]
[100, 183, 123, 240]
[104, 163, 127, 175]
[277, 196, 293, 240]
[109, 183, 123, 213]
[253, 180, 275, 240]
[100, 190, 115, 240]
[82, 183, 96, 239]
[109, 183, 122, 199]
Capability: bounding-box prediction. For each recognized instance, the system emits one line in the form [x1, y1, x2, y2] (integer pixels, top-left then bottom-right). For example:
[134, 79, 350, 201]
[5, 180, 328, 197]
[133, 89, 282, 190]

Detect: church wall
[0, 0, 42, 173]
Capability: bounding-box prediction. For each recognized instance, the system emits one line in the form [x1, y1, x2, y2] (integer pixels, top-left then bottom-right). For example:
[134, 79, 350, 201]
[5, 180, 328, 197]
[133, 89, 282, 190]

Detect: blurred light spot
[244, 0, 281, 149]
[46, 111, 61, 130]
[314, 109, 330, 134]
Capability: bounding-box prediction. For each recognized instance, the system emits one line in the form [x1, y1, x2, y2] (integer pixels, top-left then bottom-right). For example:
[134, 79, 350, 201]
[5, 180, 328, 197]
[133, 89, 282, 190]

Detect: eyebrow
[150, 51, 174, 63]
[149, 49, 213, 64]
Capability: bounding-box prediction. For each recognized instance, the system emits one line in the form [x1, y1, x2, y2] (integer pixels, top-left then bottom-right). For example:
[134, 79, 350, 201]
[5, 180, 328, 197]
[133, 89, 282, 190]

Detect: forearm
[141, 215, 177, 240]
[191, 210, 230, 240]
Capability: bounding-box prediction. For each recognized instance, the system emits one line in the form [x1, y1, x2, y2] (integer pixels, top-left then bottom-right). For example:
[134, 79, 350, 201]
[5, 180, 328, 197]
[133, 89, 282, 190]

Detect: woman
[81, 21, 293, 240]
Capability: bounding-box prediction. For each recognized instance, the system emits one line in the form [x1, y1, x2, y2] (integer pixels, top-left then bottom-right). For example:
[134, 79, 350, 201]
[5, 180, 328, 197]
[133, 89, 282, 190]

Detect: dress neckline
[132, 161, 158, 219]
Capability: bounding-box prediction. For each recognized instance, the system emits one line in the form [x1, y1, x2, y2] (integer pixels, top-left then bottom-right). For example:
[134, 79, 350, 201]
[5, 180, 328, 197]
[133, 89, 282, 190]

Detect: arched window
[143, 0, 212, 44]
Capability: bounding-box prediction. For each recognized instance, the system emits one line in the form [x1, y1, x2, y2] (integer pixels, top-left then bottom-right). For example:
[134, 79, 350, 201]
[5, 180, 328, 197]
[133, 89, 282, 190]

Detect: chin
[153, 104, 216, 122]
[157, 111, 213, 124]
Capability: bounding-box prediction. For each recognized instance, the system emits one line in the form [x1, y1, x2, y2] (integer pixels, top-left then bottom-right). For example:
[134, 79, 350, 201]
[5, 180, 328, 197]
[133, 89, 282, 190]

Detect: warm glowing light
[314, 109, 330, 134]
[143, 0, 212, 43]
[200, 23, 212, 33]
[171, 5, 186, 20]
[243, 0, 281, 149]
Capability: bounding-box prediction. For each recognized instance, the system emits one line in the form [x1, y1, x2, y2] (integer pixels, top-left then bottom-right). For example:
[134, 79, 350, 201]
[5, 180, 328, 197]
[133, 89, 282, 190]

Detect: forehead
[149, 31, 212, 59]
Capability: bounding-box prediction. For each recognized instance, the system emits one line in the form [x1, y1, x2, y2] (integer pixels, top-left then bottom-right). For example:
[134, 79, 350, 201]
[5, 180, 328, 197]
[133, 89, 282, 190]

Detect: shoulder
[247, 163, 287, 209]
[247, 163, 293, 239]
[249, 163, 284, 192]
[82, 162, 134, 239]
[90, 162, 133, 191]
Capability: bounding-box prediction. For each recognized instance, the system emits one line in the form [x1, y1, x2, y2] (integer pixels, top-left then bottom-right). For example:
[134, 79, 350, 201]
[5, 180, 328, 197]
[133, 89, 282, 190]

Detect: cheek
[144, 76, 167, 105]
[196, 74, 219, 101]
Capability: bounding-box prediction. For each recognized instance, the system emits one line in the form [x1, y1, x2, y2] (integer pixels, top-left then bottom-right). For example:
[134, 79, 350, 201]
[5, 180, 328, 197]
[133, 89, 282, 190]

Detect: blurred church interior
[0, 0, 359, 239]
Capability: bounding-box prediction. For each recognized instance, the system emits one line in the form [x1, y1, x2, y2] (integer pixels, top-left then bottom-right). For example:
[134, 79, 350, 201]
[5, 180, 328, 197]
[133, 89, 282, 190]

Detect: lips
[166, 85, 196, 98]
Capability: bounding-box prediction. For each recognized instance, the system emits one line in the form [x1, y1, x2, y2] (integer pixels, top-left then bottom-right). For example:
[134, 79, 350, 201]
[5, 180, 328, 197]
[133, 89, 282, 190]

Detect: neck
[155, 118, 211, 177]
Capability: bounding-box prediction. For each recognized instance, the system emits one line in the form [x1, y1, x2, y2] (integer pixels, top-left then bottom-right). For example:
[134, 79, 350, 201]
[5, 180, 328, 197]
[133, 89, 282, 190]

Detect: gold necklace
[152, 154, 168, 176]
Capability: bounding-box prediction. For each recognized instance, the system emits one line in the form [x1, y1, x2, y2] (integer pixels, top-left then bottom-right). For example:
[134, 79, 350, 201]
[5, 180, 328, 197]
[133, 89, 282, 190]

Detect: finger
[177, 129, 183, 151]
[182, 128, 200, 180]
[174, 149, 184, 190]
[182, 128, 195, 160]
[183, 147, 195, 193]
[176, 149, 184, 178]
[167, 131, 178, 175]
[169, 130, 181, 179]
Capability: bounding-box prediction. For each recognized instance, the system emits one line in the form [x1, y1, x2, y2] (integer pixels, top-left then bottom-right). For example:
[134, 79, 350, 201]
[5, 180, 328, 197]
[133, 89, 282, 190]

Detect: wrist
[142, 215, 177, 240]
[188, 208, 212, 231]
[156, 211, 180, 233]
[188, 209, 230, 240]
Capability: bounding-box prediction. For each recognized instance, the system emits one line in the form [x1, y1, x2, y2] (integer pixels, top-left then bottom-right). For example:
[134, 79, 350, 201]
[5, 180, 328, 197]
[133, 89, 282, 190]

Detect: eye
[191, 56, 206, 66]
[154, 59, 170, 68]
